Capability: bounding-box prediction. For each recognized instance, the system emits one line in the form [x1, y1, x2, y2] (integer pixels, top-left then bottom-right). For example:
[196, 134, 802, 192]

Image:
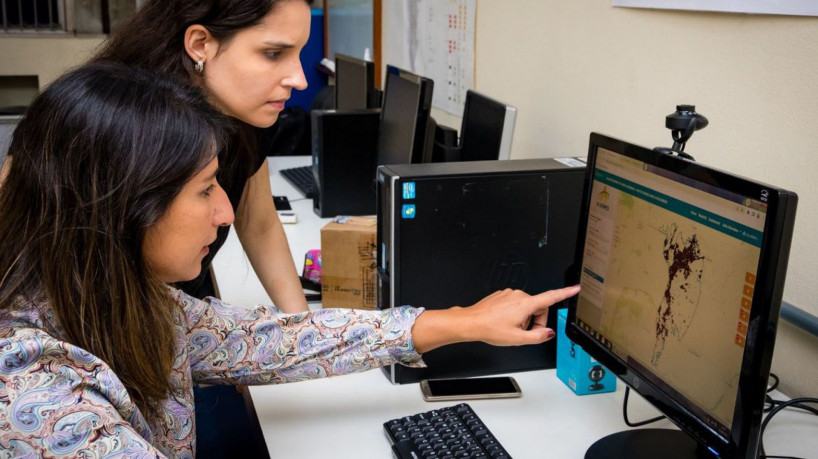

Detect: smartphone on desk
[420, 377, 521, 402]
[273, 195, 292, 210]
[273, 195, 297, 223]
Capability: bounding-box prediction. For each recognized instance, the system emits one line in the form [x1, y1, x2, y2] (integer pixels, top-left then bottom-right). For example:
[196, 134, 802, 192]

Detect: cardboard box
[320, 216, 377, 309]
[556, 308, 617, 395]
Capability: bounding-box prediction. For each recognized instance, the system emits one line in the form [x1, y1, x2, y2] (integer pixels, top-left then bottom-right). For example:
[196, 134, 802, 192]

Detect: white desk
[212, 156, 331, 309]
[246, 369, 816, 459]
[211, 156, 816, 458]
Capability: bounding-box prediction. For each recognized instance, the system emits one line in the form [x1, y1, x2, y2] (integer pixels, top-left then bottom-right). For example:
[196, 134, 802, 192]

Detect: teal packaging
[556, 308, 616, 395]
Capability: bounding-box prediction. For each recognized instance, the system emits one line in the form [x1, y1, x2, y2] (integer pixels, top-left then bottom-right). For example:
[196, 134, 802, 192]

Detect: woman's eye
[203, 184, 216, 197]
[266, 51, 282, 60]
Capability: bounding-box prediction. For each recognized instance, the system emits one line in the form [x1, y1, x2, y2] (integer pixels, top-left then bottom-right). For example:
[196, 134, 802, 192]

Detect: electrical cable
[622, 386, 665, 428]
[765, 373, 780, 412]
[622, 373, 816, 458]
[758, 373, 818, 459]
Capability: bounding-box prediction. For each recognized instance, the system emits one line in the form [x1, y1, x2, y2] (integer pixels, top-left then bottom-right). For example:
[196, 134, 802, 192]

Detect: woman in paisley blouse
[0, 63, 579, 458]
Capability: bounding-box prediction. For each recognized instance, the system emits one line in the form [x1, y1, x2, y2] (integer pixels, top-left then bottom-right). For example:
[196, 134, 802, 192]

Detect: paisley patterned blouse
[0, 289, 425, 458]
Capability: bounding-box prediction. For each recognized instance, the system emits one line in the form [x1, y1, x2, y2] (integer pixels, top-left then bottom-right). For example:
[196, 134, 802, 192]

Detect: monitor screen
[567, 133, 797, 458]
[459, 90, 516, 161]
[1, 115, 21, 165]
[377, 69, 435, 166]
[334, 54, 374, 110]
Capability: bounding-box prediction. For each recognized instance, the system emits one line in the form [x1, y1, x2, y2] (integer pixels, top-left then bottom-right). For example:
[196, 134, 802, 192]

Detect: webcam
[588, 364, 606, 391]
[654, 104, 708, 161]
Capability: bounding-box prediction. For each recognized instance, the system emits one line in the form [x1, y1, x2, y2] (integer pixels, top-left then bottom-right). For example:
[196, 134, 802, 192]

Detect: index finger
[526, 285, 581, 313]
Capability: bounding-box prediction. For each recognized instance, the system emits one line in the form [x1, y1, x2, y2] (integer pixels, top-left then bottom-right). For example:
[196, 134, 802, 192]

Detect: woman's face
[143, 158, 234, 283]
[203, 0, 311, 128]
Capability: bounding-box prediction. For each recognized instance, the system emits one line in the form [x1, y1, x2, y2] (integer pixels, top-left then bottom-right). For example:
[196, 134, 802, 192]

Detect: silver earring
[195, 60, 204, 74]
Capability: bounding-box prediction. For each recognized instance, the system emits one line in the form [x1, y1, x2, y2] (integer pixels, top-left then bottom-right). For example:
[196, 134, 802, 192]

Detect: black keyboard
[384, 403, 511, 458]
[279, 165, 315, 198]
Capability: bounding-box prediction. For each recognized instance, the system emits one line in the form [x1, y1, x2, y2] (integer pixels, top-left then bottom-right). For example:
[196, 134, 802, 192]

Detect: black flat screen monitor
[566, 133, 797, 459]
[334, 54, 376, 110]
[459, 90, 517, 161]
[377, 67, 435, 165]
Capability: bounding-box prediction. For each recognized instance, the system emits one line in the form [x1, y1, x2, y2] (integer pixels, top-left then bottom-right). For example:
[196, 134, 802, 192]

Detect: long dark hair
[93, 0, 282, 83]
[0, 62, 228, 421]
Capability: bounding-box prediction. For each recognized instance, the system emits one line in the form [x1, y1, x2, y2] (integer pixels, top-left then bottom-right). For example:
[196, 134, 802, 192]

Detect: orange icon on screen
[735, 334, 745, 347]
[743, 285, 754, 297]
[737, 321, 748, 336]
[599, 187, 610, 203]
[745, 272, 756, 285]
[741, 297, 752, 310]
[739, 309, 750, 322]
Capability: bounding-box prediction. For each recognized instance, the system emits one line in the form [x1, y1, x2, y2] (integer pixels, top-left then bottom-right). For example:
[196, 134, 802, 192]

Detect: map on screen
[577, 147, 765, 430]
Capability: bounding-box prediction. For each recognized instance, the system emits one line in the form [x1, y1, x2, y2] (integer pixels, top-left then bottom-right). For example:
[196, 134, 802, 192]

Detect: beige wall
[384, 0, 818, 397]
[0, 36, 106, 91]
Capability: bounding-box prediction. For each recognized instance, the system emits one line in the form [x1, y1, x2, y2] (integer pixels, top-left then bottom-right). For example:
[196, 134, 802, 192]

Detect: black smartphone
[273, 195, 292, 211]
[420, 377, 522, 402]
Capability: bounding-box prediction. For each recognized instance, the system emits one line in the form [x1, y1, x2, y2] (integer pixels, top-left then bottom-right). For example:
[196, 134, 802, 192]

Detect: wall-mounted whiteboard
[612, 0, 818, 16]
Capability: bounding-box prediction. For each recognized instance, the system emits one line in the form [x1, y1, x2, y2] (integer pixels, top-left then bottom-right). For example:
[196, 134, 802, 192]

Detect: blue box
[556, 309, 616, 395]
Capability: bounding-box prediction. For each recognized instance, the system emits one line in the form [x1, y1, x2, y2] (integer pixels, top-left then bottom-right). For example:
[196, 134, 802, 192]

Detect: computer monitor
[377, 67, 435, 165]
[334, 54, 377, 110]
[566, 133, 797, 458]
[0, 115, 21, 166]
[459, 90, 517, 161]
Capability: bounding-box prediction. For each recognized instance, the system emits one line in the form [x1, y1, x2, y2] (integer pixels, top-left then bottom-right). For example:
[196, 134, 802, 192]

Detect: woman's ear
[184, 24, 214, 64]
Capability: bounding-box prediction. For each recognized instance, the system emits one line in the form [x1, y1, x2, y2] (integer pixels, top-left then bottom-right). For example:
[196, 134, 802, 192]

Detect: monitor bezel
[459, 90, 517, 161]
[334, 53, 375, 111]
[378, 67, 435, 165]
[566, 132, 797, 457]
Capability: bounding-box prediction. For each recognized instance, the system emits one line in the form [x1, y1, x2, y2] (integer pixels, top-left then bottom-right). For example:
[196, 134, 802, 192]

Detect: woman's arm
[180, 285, 579, 386]
[181, 291, 425, 386]
[411, 285, 580, 353]
[233, 159, 309, 313]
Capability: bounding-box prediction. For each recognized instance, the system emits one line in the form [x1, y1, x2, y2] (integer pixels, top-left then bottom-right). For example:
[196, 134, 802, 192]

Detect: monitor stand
[585, 429, 716, 459]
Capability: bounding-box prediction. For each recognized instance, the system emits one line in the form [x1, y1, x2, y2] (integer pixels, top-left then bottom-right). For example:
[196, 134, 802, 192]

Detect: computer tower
[312, 109, 380, 217]
[377, 158, 585, 384]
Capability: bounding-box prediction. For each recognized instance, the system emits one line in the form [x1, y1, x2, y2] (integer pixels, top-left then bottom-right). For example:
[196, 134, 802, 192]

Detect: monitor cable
[622, 386, 665, 428]
[759, 372, 818, 459]
[622, 374, 817, 458]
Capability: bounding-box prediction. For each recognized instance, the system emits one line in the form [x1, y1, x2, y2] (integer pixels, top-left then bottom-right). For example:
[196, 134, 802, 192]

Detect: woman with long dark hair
[93, 0, 317, 311]
[0, 62, 578, 457]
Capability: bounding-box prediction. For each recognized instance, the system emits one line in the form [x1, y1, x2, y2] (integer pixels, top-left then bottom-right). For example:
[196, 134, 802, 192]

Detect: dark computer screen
[567, 133, 797, 458]
[334, 54, 375, 110]
[459, 90, 517, 162]
[377, 71, 424, 166]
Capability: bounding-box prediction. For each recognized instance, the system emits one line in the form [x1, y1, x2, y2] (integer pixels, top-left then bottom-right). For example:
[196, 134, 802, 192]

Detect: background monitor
[377, 68, 435, 165]
[566, 133, 797, 458]
[0, 115, 21, 166]
[334, 54, 377, 110]
[458, 90, 517, 161]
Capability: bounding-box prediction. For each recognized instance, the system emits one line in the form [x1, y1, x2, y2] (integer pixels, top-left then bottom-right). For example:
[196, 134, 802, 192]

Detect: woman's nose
[283, 60, 308, 91]
[215, 187, 235, 227]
